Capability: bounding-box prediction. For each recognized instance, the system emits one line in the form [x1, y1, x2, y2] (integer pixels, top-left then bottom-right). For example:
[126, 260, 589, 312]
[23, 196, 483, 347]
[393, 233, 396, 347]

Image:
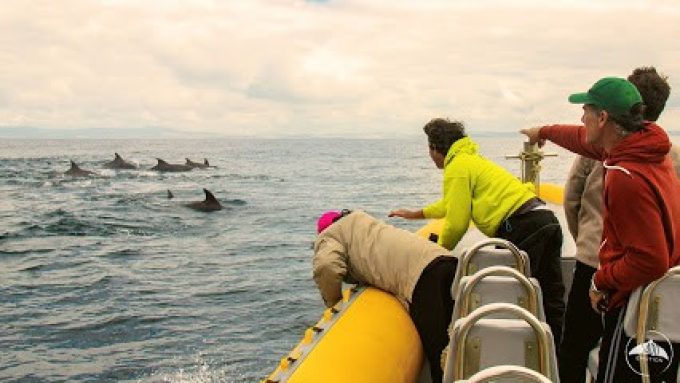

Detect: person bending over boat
[389, 118, 565, 350]
[521, 77, 680, 383]
[555, 67, 680, 383]
[314, 209, 457, 383]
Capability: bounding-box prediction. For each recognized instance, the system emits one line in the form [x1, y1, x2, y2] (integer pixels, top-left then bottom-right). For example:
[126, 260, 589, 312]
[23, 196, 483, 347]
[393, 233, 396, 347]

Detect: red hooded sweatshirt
[540, 122, 680, 309]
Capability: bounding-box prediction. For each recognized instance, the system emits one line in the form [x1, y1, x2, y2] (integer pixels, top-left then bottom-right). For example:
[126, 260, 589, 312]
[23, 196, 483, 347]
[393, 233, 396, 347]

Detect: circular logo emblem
[625, 330, 674, 377]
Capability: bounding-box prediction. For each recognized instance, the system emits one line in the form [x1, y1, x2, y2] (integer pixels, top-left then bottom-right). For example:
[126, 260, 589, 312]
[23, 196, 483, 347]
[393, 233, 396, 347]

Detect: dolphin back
[183, 188, 222, 212]
[203, 188, 219, 203]
[65, 160, 97, 176]
[105, 153, 137, 169]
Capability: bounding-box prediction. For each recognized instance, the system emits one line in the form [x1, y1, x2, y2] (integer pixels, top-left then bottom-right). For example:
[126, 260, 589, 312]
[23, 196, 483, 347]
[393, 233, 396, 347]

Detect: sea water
[0, 137, 575, 382]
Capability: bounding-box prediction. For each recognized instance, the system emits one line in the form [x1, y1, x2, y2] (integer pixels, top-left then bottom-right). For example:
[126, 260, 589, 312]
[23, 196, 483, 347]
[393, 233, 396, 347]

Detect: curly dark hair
[423, 118, 466, 155]
[628, 67, 671, 121]
[609, 103, 646, 134]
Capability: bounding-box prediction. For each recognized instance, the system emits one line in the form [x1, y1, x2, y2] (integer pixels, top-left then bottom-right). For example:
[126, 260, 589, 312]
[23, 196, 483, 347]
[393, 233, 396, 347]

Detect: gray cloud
[1, 0, 679, 137]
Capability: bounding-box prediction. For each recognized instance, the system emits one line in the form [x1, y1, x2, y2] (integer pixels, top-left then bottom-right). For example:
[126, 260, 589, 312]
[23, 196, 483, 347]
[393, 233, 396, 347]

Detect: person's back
[313, 210, 449, 308]
[390, 118, 565, 352]
[312, 209, 457, 383]
[441, 139, 536, 239]
[671, 145, 680, 175]
[594, 121, 680, 305]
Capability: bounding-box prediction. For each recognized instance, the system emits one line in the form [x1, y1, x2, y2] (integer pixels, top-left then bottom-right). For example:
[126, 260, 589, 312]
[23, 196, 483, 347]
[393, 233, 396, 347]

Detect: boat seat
[627, 265, 680, 382]
[454, 365, 552, 382]
[624, 265, 680, 342]
[586, 266, 680, 382]
[452, 239, 530, 299]
[452, 265, 545, 322]
[442, 303, 559, 383]
[586, 343, 599, 383]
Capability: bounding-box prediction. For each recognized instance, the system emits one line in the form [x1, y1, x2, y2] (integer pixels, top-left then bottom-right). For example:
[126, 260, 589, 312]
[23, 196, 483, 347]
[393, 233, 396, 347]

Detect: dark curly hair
[609, 103, 646, 134]
[423, 118, 466, 155]
[628, 67, 671, 122]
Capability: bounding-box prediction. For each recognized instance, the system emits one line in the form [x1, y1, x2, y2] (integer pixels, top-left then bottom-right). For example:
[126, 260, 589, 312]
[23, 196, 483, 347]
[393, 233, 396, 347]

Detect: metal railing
[505, 142, 557, 196]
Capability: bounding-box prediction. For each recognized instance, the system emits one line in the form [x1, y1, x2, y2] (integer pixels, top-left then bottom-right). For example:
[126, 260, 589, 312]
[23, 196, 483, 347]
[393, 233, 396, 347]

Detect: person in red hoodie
[547, 67, 680, 383]
[521, 77, 680, 382]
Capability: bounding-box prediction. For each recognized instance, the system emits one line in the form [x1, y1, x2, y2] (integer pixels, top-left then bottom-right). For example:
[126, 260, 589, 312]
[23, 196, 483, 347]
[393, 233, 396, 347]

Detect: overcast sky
[1, 0, 679, 138]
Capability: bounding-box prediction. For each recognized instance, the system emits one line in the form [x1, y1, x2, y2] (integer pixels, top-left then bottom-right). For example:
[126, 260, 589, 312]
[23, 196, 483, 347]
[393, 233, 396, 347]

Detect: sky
[1, 0, 680, 138]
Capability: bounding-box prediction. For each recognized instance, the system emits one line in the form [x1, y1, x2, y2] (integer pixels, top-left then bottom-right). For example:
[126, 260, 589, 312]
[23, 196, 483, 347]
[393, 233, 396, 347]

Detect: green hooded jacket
[422, 136, 535, 250]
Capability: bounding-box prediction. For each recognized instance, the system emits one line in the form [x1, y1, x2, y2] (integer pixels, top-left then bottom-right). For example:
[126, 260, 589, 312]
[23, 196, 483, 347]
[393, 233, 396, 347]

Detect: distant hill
[0, 126, 223, 139]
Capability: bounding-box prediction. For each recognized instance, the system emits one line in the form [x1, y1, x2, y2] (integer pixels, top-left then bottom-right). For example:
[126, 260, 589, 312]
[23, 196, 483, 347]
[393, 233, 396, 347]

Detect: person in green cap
[541, 67, 680, 383]
[521, 76, 680, 382]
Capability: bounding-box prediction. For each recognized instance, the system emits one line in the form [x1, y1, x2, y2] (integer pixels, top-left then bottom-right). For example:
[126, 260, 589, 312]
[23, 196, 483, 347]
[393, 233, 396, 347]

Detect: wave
[223, 198, 246, 206]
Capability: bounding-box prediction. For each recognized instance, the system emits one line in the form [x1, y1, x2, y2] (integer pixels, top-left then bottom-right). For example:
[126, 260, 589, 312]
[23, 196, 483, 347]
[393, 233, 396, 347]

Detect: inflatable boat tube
[264, 183, 564, 382]
[262, 286, 423, 383]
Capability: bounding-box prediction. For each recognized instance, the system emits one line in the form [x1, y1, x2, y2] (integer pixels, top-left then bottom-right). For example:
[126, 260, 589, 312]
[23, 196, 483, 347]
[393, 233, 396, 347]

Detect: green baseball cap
[568, 77, 642, 116]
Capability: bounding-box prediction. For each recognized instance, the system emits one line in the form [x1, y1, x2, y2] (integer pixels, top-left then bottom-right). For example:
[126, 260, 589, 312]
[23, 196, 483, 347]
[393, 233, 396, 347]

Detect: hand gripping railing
[461, 365, 552, 383]
[636, 265, 680, 383]
[448, 303, 553, 382]
[459, 238, 529, 277]
[457, 266, 540, 319]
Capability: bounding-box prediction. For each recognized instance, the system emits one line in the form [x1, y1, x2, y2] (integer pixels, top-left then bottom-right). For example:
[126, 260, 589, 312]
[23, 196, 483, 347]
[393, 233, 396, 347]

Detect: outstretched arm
[521, 124, 605, 160]
[388, 208, 425, 219]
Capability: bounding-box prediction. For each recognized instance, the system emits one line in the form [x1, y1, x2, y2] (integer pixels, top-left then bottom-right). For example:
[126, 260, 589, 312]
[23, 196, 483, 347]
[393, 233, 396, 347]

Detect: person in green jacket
[390, 118, 565, 348]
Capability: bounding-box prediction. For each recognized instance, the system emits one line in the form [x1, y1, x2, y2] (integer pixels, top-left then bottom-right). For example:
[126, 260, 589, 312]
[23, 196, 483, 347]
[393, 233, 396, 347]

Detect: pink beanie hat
[317, 211, 342, 234]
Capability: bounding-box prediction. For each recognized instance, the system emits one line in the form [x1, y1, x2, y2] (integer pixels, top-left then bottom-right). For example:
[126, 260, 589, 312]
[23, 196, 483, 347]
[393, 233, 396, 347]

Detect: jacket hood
[607, 122, 670, 166]
[445, 136, 478, 166]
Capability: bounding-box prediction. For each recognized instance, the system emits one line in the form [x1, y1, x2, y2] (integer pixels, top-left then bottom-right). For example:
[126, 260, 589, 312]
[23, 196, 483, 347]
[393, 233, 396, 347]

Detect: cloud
[1, 0, 679, 137]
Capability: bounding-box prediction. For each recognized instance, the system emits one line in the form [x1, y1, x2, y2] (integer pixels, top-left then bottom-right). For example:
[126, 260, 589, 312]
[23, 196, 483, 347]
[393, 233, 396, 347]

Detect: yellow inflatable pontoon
[264, 182, 565, 383]
[262, 286, 423, 383]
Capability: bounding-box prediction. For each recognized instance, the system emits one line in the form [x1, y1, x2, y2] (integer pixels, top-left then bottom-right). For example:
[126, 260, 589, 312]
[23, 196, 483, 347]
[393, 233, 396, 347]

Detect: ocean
[0, 136, 576, 382]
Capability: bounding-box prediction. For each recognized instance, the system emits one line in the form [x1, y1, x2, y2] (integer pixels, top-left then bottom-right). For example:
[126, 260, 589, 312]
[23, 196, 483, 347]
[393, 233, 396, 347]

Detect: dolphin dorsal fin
[156, 158, 168, 165]
[115, 153, 122, 159]
[203, 188, 218, 202]
[204, 158, 209, 165]
[70, 160, 80, 170]
[167, 190, 174, 199]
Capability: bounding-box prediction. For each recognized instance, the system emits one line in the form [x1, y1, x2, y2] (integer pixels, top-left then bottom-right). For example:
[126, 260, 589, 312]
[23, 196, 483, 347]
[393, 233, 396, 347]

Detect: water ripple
[0, 137, 575, 382]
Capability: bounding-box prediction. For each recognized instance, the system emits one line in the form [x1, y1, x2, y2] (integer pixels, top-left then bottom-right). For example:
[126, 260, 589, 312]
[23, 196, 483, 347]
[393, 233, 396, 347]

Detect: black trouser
[597, 305, 680, 383]
[495, 209, 565, 352]
[410, 256, 458, 383]
[559, 260, 602, 383]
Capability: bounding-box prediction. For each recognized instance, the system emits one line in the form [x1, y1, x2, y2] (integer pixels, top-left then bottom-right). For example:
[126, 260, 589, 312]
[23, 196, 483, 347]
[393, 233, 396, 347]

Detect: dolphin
[64, 160, 98, 177]
[184, 188, 223, 212]
[150, 158, 193, 172]
[104, 153, 138, 169]
[185, 158, 212, 169]
[167, 189, 174, 199]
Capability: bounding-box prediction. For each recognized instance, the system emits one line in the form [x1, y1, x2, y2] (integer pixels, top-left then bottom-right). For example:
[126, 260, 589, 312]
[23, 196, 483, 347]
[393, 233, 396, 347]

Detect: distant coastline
[1, 126, 679, 140]
[0, 126, 220, 139]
